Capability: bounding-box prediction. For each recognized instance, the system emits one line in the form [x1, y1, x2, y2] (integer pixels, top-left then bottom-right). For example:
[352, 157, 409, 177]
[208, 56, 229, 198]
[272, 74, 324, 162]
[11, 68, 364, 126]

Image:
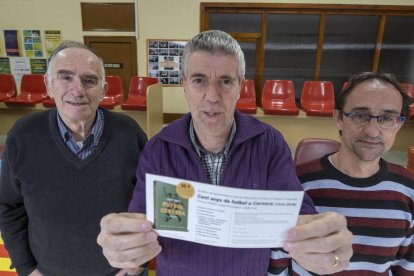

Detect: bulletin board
[147, 39, 187, 86]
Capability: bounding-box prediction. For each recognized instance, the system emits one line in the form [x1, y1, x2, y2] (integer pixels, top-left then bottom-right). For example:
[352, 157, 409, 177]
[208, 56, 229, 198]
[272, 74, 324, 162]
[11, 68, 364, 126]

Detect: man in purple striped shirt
[97, 30, 353, 276]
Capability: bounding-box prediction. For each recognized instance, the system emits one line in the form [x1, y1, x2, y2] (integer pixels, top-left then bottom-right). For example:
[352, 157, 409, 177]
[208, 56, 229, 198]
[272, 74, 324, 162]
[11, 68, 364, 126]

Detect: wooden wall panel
[81, 3, 135, 31]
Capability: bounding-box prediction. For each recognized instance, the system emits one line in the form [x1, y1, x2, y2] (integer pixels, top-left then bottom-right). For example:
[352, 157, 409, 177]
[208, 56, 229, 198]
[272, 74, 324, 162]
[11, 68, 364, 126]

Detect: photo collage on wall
[147, 40, 187, 86]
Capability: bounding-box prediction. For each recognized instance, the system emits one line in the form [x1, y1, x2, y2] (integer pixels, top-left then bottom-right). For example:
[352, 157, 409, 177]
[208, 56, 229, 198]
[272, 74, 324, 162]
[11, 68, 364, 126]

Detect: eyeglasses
[343, 111, 406, 128]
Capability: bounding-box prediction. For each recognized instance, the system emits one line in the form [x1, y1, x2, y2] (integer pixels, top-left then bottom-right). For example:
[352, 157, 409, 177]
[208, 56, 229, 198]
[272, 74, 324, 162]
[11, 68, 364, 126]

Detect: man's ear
[237, 78, 245, 101]
[181, 75, 187, 94]
[100, 81, 108, 100]
[44, 75, 54, 98]
[333, 109, 343, 133]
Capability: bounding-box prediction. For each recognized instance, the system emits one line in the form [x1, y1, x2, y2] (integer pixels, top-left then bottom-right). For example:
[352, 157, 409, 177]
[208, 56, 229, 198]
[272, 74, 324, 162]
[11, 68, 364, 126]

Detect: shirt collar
[57, 109, 104, 146]
[189, 118, 236, 157]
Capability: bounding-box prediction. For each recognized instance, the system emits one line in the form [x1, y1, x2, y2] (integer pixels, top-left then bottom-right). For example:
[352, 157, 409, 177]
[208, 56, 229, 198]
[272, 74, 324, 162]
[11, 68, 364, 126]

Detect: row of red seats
[237, 79, 414, 119]
[0, 74, 158, 110]
[237, 79, 335, 116]
[1, 74, 413, 119]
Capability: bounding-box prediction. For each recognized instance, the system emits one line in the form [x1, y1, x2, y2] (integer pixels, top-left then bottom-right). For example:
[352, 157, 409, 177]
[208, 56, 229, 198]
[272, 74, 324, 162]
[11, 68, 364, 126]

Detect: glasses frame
[342, 111, 406, 129]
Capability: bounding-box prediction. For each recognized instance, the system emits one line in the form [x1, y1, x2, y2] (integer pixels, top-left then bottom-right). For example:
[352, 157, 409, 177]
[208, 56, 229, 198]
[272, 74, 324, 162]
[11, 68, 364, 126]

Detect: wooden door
[84, 36, 137, 99]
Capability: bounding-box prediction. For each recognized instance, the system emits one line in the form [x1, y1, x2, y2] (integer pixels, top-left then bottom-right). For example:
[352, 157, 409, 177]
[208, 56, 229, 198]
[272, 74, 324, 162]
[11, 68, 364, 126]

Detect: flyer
[146, 173, 304, 248]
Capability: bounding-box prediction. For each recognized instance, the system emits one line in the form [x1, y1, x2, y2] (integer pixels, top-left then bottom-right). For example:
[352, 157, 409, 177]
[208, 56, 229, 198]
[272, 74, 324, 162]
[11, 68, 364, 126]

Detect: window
[201, 3, 414, 102]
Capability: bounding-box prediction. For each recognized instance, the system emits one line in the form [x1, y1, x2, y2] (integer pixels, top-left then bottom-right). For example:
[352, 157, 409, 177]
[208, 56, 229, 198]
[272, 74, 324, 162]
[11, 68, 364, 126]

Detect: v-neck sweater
[0, 108, 147, 275]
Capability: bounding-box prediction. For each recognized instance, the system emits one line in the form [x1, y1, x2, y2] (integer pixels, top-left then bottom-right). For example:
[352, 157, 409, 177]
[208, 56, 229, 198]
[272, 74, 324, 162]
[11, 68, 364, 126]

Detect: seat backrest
[262, 80, 295, 101]
[129, 77, 159, 97]
[294, 138, 341, 166]
[301, 81, 335, 102]
[105, 76, 124, 97]
[0, 74, 17, 97]
[20, 74, 47, 96]
[239, 79, 255, 99]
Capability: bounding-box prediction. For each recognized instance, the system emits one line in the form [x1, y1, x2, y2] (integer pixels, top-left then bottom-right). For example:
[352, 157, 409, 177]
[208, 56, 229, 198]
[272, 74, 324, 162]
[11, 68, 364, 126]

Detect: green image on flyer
[154, 180, 188, 231]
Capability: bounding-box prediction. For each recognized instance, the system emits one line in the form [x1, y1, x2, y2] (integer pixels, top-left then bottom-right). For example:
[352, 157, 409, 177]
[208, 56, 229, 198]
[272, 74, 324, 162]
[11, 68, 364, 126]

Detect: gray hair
[181, 30, 245, 79]
[46, 40, 106, 89]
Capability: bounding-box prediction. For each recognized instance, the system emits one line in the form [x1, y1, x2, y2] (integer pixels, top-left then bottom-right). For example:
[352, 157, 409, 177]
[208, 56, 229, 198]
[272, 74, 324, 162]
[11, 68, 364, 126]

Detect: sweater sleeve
[0, 141, 37, 275]
[391, 225, 414, 274]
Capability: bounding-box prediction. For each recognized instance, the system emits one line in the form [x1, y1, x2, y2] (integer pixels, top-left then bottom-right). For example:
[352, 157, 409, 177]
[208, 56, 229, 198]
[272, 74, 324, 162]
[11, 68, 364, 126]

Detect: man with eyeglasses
[293, 72, 414, 275]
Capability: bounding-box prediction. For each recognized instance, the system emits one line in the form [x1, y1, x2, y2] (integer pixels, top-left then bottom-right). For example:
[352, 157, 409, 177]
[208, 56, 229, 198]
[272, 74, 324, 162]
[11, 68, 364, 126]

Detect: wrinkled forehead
[52, 48, 102, 75]
[345, 79, 403, 112]
[185, 50, 240, 77]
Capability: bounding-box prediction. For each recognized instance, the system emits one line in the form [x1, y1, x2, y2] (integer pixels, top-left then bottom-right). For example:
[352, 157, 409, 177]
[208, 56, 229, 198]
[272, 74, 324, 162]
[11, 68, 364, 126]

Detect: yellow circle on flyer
[176, 182, 195, 199]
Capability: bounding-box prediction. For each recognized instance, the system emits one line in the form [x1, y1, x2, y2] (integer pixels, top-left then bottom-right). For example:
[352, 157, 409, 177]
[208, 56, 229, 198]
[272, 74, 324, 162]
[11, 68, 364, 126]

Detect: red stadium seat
[400, 83, 414, 120]
[294, 138, 341, 166]
[121, 77, 158, 111]
[261, 80, 299, 115]
[99, 76, 123, 109]
[0, 74, 17, 102]
[5, 74, 47, 107]
[236, 79, 257, 114]
[300, 81, 335, 117]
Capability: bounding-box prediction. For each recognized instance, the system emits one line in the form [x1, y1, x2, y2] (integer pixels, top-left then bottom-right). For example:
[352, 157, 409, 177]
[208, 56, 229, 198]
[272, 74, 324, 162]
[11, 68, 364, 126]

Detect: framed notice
[147, 39, 187, 86]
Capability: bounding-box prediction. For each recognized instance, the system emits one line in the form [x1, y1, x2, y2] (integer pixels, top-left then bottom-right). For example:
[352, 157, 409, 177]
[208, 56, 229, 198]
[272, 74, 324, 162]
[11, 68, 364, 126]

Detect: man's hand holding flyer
[146, 173, 304, 248]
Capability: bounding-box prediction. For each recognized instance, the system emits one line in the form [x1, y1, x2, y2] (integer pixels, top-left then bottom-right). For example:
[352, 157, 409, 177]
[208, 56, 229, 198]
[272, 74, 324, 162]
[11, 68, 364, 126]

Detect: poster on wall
[147, 39, 187, 86]
[10, 57, 31, 88]
[23, 30, 43, 58]
[30, 58, 47, 74]
[4, 30, 22, 57]
[44, 30, 62, 58]
[0, 57, 11, 74]
[0, 35, 4, 56]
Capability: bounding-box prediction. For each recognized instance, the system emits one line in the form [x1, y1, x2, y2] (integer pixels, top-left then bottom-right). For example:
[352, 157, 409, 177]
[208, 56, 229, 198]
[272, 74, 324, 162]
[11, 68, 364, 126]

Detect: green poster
[0, 57, 11, 74]
[30, 58, 47, 74]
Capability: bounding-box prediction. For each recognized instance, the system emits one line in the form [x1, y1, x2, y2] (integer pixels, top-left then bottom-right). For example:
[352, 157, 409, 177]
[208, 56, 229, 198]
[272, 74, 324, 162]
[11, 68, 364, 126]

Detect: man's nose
[363, 117, 381, 137]
[69, 77, 84, 95]
[204, 81, 220, 102]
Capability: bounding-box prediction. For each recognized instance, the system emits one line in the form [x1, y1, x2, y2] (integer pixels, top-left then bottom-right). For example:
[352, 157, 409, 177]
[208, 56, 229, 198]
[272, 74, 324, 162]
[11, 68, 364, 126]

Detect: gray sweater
[0, 108, 147, 275]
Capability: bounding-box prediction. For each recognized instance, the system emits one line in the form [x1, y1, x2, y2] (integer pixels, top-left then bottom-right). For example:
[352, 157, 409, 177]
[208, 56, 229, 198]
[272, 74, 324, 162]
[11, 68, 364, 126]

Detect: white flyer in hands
[146, 173, 304, 248]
